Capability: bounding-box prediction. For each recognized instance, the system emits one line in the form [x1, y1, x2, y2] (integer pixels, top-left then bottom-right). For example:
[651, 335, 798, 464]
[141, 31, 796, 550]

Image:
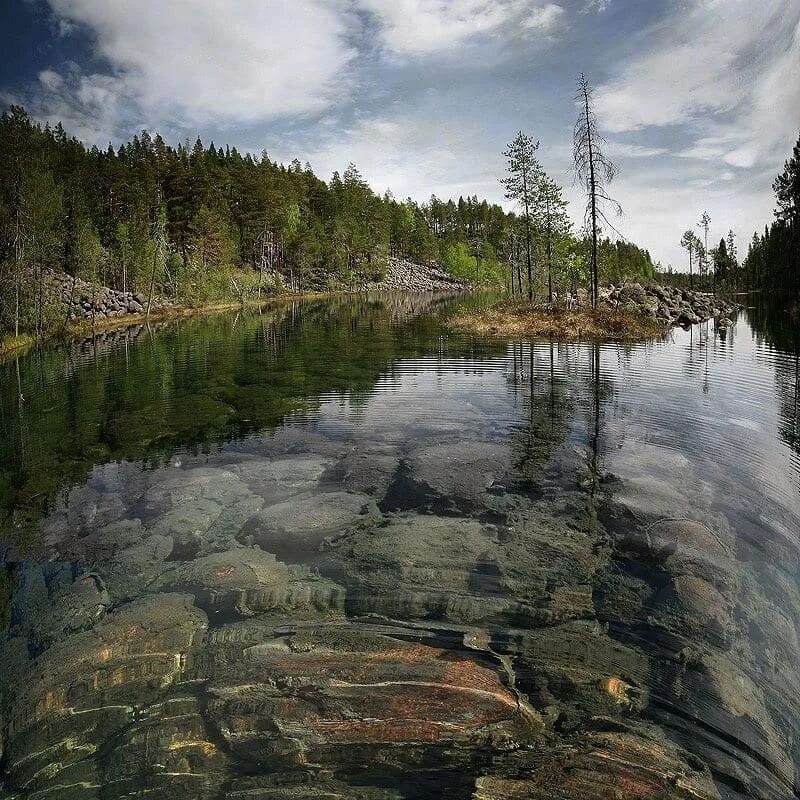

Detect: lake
[1, 293, 799, 800]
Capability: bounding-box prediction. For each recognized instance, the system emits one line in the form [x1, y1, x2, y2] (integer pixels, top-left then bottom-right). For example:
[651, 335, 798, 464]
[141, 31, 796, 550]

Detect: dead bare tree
[573, 73, 621, 308]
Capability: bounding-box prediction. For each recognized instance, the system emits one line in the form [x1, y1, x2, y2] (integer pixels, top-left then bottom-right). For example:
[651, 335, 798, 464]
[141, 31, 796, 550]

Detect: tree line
[742, 132, 800, 306]
[0, 100, 655, 341]
[499, 75, 649, 308]
[662, 132, 800, 303]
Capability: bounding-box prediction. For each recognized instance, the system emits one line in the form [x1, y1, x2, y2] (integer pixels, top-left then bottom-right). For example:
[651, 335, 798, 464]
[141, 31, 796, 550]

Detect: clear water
[1, 293, 798, 799]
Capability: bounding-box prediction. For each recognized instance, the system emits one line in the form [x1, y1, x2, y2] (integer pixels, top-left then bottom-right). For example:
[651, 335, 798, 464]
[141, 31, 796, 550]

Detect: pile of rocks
[602, 282, 738, 328]
[368, 257, 469, 292]
[44, 271, 172, 320]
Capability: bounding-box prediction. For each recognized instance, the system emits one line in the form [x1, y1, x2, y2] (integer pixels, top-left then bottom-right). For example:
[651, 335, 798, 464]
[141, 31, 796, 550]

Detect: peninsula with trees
[1, 71, 798, 354]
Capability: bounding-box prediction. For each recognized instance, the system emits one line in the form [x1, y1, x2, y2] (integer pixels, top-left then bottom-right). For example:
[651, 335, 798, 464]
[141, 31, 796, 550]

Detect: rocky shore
[43, 271, 172, 320]
[368, 257, 469, 292]
[453, 282, 740, 341]
[31, 259, 466, 331]
[601, 282, 738, 328]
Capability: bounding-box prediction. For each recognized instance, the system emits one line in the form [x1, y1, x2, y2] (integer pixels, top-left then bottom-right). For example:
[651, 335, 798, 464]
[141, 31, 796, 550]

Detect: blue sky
[1, 0, 799, 269]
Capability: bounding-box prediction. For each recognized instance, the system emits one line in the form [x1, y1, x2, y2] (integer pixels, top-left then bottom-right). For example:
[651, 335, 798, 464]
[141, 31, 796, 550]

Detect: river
[1, 293, 798, 799]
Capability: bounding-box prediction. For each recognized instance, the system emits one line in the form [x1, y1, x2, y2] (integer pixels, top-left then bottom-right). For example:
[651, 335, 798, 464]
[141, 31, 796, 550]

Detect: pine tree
[501, 132, 542, 302]
[538, 175, 571, 302]
[774, 132, 800, 226]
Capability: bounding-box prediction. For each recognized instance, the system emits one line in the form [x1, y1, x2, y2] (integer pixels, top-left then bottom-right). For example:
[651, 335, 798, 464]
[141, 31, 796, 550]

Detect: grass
[0, 332, 37, 360]
[450, 299, 666, 342]
[0, 290, 338, 364]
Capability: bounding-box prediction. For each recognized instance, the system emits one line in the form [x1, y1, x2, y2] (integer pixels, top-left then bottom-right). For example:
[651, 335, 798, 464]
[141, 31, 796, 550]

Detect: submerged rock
[152, 548, 344, 620]
[240, 490, 375, 557]
[2, 593, 210, 797]
[407, 441, 513, 505]
[203, 626, 526, 766]
[473, 728, 721, 799]
[143, 467, 264, 557]
[231, 455, 332, 503]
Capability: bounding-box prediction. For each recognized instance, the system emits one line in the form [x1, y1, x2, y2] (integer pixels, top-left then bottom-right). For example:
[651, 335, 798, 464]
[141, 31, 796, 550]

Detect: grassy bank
[0, 333, 38, 360]
[0, 291, 331, 363]
[450, 299, 665, 342]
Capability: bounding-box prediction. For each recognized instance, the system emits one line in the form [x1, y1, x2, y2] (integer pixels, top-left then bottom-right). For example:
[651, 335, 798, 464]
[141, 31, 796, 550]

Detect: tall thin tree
[539, 175, 570, 303]
[698, 211, 711, 286]
[573, 74, 621, 308]
[501, 132, 542, 302]
[680, 229, 696, 289]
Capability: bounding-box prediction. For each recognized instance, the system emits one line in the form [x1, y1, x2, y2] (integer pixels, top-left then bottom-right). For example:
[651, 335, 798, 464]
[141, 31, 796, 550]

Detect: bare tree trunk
[546, 195, 553, 304]
[582, 83, 599, 309]
[147, 229, 161, 317]
[523, 168, 533, 302]
[14, 207, 21, 339]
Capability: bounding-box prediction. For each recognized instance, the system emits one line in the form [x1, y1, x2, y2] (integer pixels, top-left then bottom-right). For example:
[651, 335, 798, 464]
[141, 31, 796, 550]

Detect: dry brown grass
[450, 300, 666, 342]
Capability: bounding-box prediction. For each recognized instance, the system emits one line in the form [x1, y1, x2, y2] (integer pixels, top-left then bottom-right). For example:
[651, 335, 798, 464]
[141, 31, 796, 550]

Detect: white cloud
[611, 142, 668, 159]
[595, 0, 800, 172]
[44, 0, 356, 124]
[56, 18, 75, 37]
[38, 69, 63, 91]
[302, 109, 504, 205]
[524, 3, 565, 31]
[583, 0, 610, 11]
[358, 0, 565, 55]
[13, 68, 128, 146]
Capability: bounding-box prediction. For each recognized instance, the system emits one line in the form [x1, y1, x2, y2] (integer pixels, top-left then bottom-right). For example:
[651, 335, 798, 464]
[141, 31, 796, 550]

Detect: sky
[1, 0, 799, 270]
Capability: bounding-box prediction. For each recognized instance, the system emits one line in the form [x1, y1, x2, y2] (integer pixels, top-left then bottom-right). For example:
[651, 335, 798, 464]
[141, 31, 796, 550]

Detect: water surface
[1, 293, 799, 799]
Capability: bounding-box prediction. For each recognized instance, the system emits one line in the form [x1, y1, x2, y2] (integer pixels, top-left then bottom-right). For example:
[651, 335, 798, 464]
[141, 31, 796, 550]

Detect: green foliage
[743, 131, 800, 305]
[442, 242, 476, 280]
[189, 205, 234, 272]
[598, 238, 654, 285]
[0, 107, 663, 334]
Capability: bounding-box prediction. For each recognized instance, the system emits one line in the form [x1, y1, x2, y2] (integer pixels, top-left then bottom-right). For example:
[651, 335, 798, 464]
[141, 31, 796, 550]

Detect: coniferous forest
[742, 132, 800, 305]
[656, 132, 800, 308]
[0, 106, 656, 341]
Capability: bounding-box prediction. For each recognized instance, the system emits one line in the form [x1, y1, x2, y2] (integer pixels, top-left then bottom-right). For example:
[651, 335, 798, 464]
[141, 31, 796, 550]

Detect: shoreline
[0, 285, 473, 364]
[1, 257, 472, 364]
[450, 302, 667, 342]
[450, 284, 741, 342]
[0, 291, 332, 363]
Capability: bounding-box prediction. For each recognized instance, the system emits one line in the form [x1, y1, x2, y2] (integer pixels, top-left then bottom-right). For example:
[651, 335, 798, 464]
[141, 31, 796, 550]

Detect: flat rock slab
[336, 513, 501, 621]
[153, 548, 345, 618]
[205, 627, 522, 762]
[240, 490, 373, 557]
[407, 441, 512, 503]
[143, 467, 264, 557]
[231, 455, 331, 502]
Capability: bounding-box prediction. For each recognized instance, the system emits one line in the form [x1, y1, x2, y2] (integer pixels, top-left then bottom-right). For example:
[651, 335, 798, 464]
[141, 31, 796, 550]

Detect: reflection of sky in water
[279, 312, 800, 555]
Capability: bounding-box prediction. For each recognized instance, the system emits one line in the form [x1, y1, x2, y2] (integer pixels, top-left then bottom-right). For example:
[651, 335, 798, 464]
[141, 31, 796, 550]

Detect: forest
[657, 131, 800, 307]
[0, 106, 655, 342]
[742, 132, 800, 306]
